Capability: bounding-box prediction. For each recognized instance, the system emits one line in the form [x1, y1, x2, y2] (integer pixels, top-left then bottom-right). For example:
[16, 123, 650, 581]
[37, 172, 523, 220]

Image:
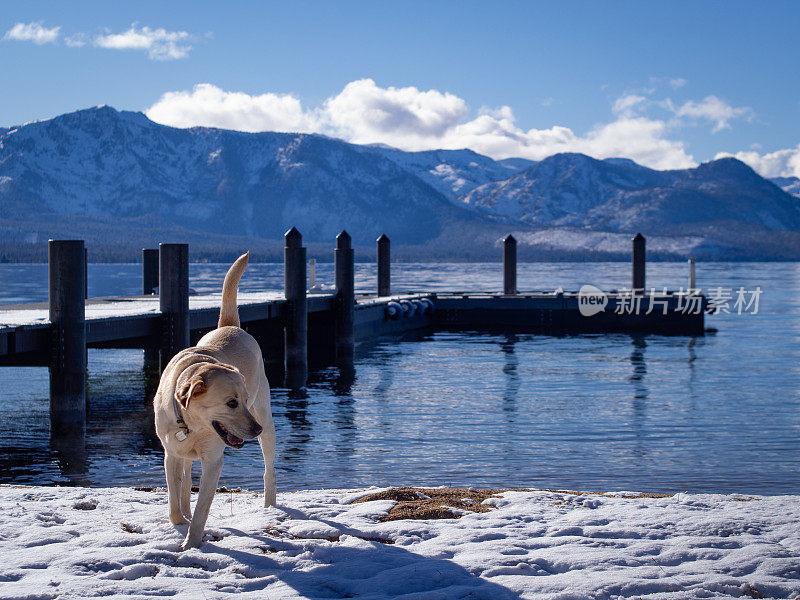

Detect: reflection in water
[85, 356, 164, 482]
[628, 335, 648, 458]
[334, 394, 356, 450]
[143, 348, 160, 396]
[140, 348, 162, 451]
[365, 341, 401, 401]
[364, 343, 401, 436]
[686, 337, 697, 365]
[372, 363, 394, 401]
[281, 387, 312, 462]
[333, 364, 357, 463]
[0, 350, 166, 486]
[139, 402, 162, 454]
[49, 424, 88, 482]
[333, 361, 356, 396]
[686, 337, 698, 397]
[500, 333, 520, 417]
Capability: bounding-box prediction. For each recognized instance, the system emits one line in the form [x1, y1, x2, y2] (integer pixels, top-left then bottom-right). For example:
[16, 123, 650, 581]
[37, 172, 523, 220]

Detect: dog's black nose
[251, 423, 263, 437]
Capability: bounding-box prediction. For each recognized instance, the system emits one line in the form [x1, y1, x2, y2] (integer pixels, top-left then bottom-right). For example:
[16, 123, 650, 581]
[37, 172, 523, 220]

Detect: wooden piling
[142, 248, 159, 295]
[688, 258, 696, 291]
[49, 240, 86, 433]
[158, 243, 189, 370]
[377, 234, 390, 297]
[284, 227, 308, 388]
[142, 248, 159, 375]
[632, 233, 646, 293]
[503, 234, 517, 295]
[334, 230, 355, 360]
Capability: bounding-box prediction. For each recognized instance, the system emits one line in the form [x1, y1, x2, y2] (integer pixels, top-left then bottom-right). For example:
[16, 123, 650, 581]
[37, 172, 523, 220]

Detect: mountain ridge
[461, 152, 800, 234]
[1, 106, 799, 261]
[771, 176, 800, 198]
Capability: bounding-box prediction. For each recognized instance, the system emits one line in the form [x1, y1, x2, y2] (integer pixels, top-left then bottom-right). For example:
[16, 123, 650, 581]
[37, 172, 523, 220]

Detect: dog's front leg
[179, 454, 223, 551]
[180, 459, 193, 521]
[165, 453, 188, 525]
[258, 428, 276, 507]
[254, 391, 277, 507]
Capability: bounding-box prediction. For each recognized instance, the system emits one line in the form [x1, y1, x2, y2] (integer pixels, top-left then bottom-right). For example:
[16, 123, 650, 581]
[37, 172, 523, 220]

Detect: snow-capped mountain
[461, 153, 800, 235]
[1, 106, 799, 260]
[0, 106, 477, 247]
[360, 145, 533, 199]
[771, 176, 800, 198]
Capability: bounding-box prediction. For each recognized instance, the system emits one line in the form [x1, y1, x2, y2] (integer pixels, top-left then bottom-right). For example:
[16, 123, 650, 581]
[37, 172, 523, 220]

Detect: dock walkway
[0, 289, 704, 366]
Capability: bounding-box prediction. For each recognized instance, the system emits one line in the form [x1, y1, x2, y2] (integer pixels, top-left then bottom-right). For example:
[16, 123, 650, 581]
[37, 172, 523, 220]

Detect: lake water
[0, 262, 798, 495]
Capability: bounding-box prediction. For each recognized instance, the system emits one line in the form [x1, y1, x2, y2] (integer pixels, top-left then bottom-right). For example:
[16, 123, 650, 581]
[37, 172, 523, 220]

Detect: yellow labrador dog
[153, 252, 276, 551]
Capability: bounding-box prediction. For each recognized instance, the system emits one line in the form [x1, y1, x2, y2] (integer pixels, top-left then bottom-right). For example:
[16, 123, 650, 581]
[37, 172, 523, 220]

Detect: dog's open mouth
[212, 421, 245, 448]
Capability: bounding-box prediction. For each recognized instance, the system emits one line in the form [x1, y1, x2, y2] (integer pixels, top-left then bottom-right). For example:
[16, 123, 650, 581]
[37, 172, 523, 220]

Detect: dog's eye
[226, 399, 238, 409]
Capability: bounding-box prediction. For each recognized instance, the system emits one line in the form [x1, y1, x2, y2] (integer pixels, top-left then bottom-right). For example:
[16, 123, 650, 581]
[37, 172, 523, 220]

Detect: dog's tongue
[227, 432, 244, 446]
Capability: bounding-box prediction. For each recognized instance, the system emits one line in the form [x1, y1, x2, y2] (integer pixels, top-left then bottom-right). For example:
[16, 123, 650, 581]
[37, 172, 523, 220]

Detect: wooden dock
[0, 289, 705, 362]
[0, 230, 706, 435]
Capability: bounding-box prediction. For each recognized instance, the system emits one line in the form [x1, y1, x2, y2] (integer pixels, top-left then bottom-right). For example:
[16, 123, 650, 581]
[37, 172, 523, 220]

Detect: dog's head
[175, 362, 263, 448]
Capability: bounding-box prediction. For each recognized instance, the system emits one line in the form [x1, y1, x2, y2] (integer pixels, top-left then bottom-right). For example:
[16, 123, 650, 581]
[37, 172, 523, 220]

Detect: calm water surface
[0, 262, 798, 494]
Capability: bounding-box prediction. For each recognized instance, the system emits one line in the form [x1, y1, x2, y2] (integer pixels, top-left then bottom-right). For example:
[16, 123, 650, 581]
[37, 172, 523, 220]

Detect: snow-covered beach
[1, 485, 798, 600]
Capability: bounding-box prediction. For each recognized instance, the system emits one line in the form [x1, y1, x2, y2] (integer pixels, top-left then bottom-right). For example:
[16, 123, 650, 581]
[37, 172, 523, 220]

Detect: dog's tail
[218, 252, 249, 328]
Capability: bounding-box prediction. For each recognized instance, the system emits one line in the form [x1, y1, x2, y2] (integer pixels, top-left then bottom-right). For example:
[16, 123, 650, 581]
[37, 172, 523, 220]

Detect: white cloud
[323, 79, 468, 143]
[426, 111, 693, 170]
[648, 76, 687, 90]
[3, 21, 197, 59]
[3, 22, 60, 44]
[478, 105, 516, 120]
[64, 33, 87, 48]
[146, 79, 699, 170]
[716, 146, 800, 178]
[612, 94, 647, 118]
[580, 118, 693, 170]
[94, 24, 192, 60]
[672, 95, 753, 133]
[326, 81, 693, 168]
[146, 84, 318, 132]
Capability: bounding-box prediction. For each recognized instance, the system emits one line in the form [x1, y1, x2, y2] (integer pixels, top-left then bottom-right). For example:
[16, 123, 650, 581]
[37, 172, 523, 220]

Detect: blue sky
[2, 0, 799, 175]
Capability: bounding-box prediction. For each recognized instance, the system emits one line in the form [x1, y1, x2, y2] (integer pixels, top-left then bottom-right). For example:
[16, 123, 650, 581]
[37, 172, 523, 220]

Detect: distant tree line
[1, 209, 798, 262]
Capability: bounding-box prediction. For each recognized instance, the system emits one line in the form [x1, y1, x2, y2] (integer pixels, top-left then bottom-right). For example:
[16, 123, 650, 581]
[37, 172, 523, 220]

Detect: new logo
[578, 284, 608, 316]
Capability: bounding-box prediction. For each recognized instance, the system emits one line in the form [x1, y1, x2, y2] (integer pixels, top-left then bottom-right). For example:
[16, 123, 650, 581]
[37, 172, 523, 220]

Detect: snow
[363, 146, 527, 199]
[1, 485, 799, 599]
[0, 292, 312, 327]
[510, 229, 728, 256]
[771, 176, 800, 198]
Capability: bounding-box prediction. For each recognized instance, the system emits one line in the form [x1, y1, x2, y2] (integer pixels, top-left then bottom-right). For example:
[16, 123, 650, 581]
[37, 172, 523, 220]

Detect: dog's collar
[172, 395, 191, 441]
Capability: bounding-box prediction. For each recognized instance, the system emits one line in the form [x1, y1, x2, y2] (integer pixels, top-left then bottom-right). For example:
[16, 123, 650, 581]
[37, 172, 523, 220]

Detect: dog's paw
[178, 536, 202, 552]
[170, 512, 190, 525]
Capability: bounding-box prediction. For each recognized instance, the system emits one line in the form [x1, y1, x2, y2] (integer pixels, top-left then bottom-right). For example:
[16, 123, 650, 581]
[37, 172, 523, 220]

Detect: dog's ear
[175, 375, 207, 408]
[219, 363, 242, 376]
[217, 363, 245, 382]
